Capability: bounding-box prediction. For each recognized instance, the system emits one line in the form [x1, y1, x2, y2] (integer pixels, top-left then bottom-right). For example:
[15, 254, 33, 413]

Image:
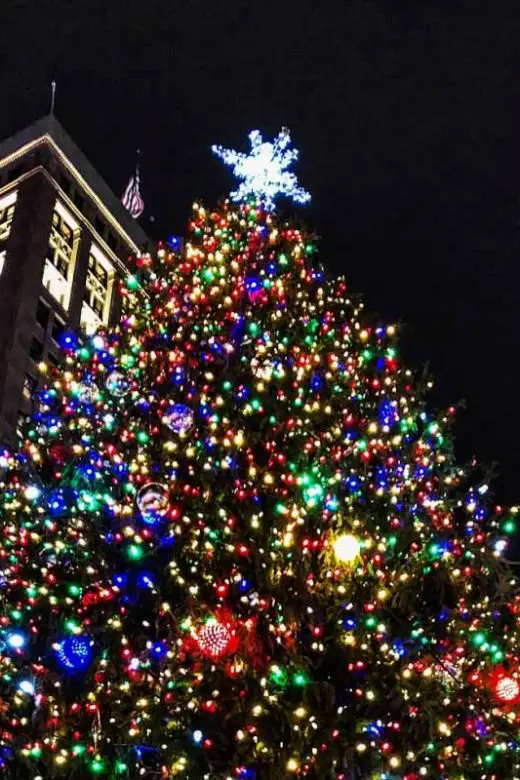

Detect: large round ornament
[54, 635, 93, 673]
[197, 620, 233, 659]
[490, 667, 520, 705]
[106, 370, 131, 398]
[137, 483, 170, 522]
[162, 404, 194, 435]
[76, 382, 98, 405]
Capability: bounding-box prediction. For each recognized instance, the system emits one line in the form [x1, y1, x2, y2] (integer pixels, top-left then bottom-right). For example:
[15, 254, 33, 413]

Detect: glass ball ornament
[106, 370, 131, 398]
[197, 620, 233, 659]
[333, 533, 361, 564]
[162, 403, 194, 435]
[40, 548, 58, 566]
[136, 483, 170, 522]
[490, 667, 520, 705]
[76, 382, 98, 404]
[35, 420, 49, 437]
[54, 635, 94, 673]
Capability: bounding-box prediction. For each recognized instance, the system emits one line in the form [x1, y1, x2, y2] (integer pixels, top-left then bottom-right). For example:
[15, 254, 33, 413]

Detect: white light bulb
[18, 679, 35, 695]
[333, 534, 361, 564]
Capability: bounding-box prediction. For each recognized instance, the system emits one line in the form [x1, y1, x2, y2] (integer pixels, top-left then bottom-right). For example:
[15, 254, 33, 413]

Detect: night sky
[2, 0, 520, 502]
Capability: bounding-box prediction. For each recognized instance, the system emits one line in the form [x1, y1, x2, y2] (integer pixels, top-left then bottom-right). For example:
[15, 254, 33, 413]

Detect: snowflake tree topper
[212, 128, 311, 210]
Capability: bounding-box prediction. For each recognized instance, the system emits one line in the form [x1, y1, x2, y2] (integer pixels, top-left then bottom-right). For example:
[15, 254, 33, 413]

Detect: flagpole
[121, 149, 145, 219]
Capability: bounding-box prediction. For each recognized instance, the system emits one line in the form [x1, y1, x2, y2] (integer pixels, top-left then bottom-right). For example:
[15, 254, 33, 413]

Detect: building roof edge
[0, 115, 149, 251]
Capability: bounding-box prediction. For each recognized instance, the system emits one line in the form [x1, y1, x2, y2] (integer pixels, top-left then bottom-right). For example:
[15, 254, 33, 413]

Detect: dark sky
[2, 0, 520, 501]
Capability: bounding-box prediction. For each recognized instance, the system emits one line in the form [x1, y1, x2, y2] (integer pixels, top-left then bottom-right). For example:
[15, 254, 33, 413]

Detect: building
[0, 114, 149, 446]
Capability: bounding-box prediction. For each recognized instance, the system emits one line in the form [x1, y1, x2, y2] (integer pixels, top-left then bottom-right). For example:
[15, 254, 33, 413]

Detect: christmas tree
[0, 129, 519, 779]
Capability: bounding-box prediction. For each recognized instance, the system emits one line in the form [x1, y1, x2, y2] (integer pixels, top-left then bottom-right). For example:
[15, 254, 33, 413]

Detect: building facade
[0, 115, 149, 445]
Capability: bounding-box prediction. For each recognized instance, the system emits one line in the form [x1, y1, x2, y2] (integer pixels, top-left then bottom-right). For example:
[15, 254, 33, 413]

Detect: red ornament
[48, 443, 70, 465]
[490, 667, 520, 705]
[197, 620, 235, 659]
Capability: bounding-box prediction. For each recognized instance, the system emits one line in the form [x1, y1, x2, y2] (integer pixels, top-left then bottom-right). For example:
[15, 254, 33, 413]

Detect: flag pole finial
[50, 81, 57, 115]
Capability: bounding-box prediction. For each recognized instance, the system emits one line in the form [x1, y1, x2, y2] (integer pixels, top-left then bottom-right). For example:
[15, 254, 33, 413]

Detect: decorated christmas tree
[0, 128, 519, 779]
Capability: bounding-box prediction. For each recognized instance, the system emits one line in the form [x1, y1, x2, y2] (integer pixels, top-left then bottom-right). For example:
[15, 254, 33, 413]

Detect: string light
[333, 533, 361, 564]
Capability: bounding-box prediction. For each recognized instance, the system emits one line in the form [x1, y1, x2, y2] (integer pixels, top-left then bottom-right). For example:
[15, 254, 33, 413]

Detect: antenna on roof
[49, 81, 57, 115]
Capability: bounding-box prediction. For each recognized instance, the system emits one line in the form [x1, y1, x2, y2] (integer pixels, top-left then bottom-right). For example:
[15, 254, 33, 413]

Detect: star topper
[212, 128, 311, 211]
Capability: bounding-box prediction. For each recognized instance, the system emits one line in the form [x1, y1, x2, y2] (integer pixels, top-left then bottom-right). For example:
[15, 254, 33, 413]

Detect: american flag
[122, 165, 144, 219]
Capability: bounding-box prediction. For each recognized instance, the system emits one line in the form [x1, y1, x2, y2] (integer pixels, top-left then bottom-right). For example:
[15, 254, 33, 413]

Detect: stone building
[0, 114, 149, 445]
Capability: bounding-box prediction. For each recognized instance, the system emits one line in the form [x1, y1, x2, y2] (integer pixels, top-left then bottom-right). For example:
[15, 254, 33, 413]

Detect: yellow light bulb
[333, 533, 361, 564]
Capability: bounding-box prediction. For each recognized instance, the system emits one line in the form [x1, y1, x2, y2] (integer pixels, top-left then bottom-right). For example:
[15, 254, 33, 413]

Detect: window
[0, 190, 17, 275]
[23, 375, 37, 401]
[16, 412, 29, 440]
[107, 231, 118, 251]
[36, 299, 50, 331]
[42, 200, 80, 310]
[47, 351, 59, 368]
[51, 317, 66, 345]
[59, 173, 70, 194]
[29, 337, 44, 362]
[94, 215, 105, 236]
[74, 191, 85, 212]
[80, 243, 115, 335]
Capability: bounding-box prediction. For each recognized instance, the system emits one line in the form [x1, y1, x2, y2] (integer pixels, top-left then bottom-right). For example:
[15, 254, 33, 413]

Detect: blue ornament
[379, 399, 397, 427]
[246, 277, 263, 301]
[55, 635, 93, 673]
[150, 641, 167, 660]
[46, 488, 76, 518]
[112, 572, 128, 589]
[60, 331, 78, 350]
[167, 235, 182, 252]
[136, 571, 155, 589]
[311, 372, 324, 392]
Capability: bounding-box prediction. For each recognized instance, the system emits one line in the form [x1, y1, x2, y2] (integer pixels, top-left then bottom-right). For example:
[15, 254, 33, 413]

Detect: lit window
[0, 190, 17, 275]
[42, 200, 80, 310]
[16, 412, 29, 440]
[80, 243, 115, 335]
[23, 375, 37, 401]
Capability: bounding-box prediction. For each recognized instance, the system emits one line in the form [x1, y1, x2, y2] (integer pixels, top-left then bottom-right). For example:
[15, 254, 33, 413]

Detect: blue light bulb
[6, 631, 26, 650]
